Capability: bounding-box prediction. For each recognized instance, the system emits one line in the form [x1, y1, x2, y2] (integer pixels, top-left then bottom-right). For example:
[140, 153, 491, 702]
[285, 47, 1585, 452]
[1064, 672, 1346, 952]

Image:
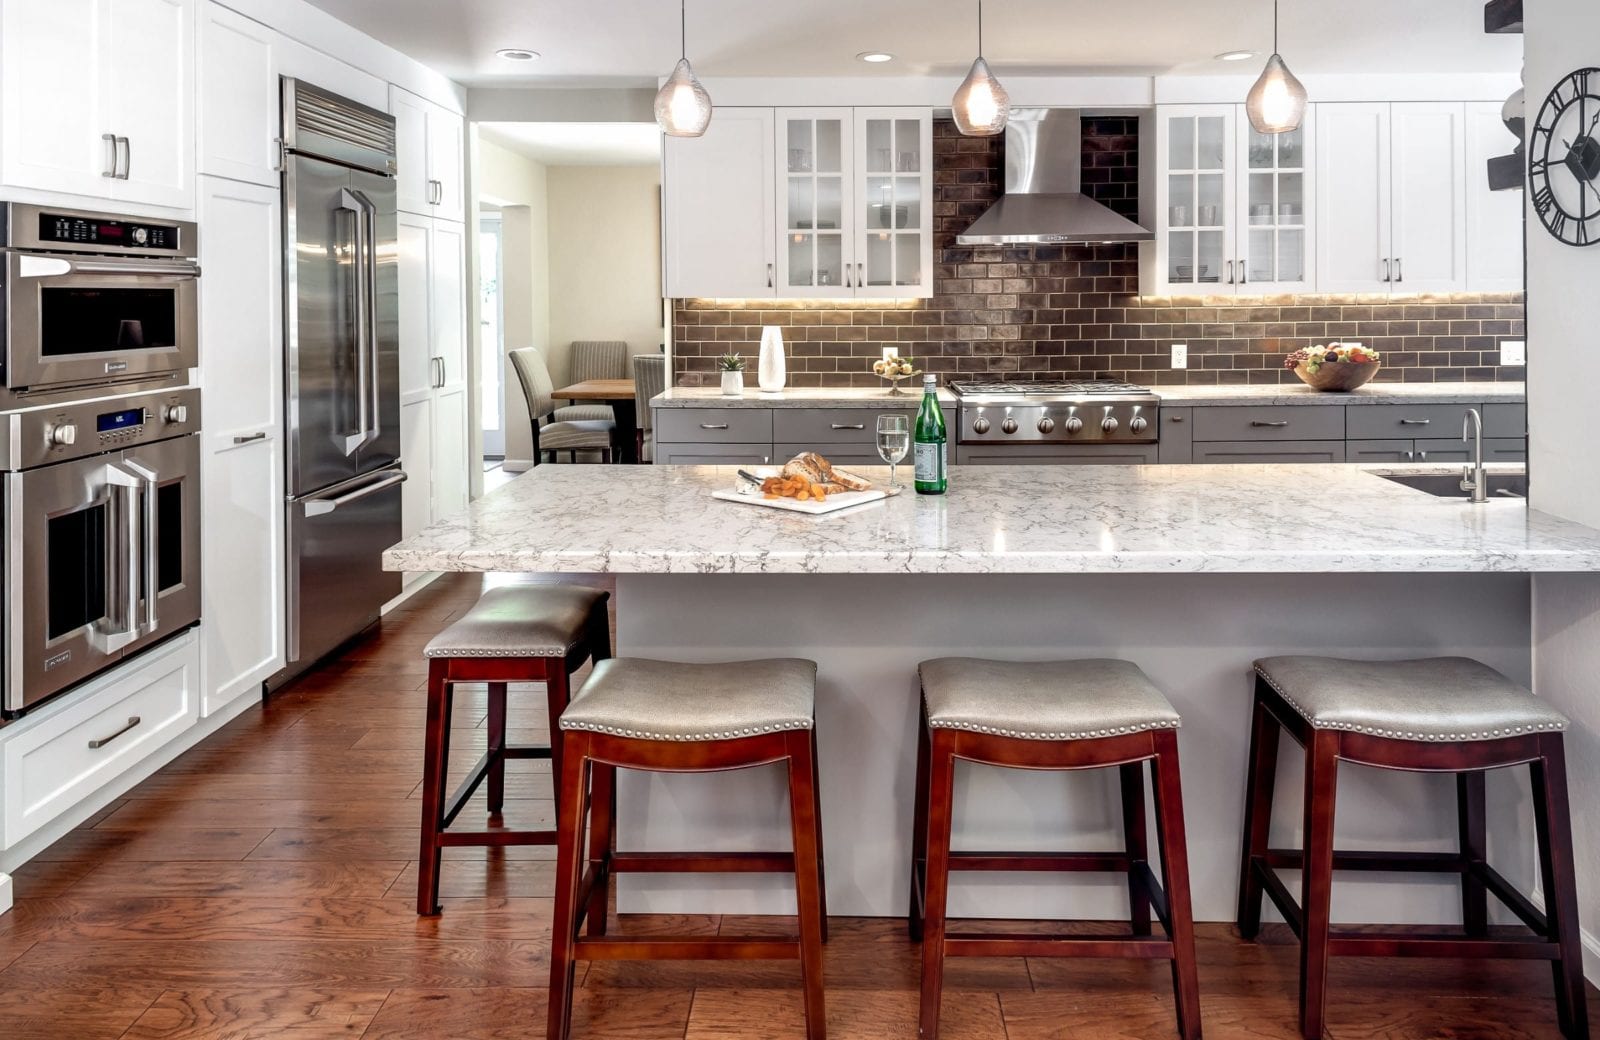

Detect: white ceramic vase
[758, 326, 786, 393]
[720, 370, 744, 396]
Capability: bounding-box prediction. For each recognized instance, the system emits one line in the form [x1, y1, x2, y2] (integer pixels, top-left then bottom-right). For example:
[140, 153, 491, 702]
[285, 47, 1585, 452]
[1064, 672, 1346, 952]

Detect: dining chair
[631, 354, 666, 463]
[510, 347, 616, 465]
[559, 342, 630, 424]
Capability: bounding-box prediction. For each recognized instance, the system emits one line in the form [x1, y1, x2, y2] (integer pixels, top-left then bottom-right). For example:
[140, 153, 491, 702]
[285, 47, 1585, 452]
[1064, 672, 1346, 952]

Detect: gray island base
[385, 464, 1600, 923]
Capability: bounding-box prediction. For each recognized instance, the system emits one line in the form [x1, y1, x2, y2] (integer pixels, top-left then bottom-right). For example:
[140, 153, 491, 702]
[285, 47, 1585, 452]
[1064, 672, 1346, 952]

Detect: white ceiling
[480, 122, 661, 165]
[301, 0, 1522, 87]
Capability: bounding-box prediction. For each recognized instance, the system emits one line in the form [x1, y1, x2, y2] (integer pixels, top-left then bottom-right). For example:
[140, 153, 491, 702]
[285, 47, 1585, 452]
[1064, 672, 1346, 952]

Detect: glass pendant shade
[655, 57, 712, 138]
[1245, 53, 1307, 134]
[953, 56, 1010, 137]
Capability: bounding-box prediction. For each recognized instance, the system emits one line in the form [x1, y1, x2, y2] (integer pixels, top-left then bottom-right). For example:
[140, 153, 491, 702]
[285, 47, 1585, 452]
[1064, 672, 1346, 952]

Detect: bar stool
[547, 657, 827, 1040]
[416, 584, 611, 915]
[1238, 656, 1587, 1040]
[910, 658, 1201, 1040]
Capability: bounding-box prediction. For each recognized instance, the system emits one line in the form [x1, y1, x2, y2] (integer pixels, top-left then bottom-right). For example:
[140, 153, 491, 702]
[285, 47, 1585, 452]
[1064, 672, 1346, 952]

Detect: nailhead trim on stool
[559, 720, 813, 741]
[1254, 666, 1568, 741]
[927, 719, 1179, 740]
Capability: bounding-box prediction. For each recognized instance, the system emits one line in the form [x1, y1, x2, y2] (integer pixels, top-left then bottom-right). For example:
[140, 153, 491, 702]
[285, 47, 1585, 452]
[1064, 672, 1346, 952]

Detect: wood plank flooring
[0, 571, 1591, 1039]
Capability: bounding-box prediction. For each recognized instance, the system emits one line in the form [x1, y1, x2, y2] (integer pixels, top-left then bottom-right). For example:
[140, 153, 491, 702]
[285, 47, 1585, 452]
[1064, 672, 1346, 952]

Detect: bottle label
[914, 441, 945, 483]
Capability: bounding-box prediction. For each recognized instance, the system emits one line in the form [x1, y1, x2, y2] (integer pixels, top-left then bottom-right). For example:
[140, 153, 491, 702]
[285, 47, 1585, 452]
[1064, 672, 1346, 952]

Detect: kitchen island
[385, 463, 1600, 925]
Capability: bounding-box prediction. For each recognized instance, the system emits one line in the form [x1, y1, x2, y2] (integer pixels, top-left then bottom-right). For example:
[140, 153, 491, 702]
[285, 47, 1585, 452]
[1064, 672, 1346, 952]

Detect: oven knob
[972, 416, 991, 435]
[47, 422, 77, 447]
[1101, 415, 1120, 433]
[163, 404, 188, 424]
[1037, 416, 1055, 434]
[1130, 415, 1149, 433]
[1064, 416, 1084, 434]
[1000, 417, 1019, 435]
[131, 227, 149, 246]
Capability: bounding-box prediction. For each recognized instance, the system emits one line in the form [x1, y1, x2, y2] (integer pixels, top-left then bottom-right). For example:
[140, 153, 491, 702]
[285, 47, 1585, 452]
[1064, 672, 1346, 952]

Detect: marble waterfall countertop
[652, 382, 1523, 409]
[384, 462, 1600, 575]
[652, 387, 957, 408]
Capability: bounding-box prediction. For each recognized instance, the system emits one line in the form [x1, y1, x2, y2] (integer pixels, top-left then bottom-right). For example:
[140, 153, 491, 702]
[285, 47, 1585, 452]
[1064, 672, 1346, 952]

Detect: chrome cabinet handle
[119, 136, 130, 179]
[699, 423, 729, 430]
[829, 423, 865, 430]
[233, 432, 268, 445]
[1399, 418, 1431, 425]
[102, 133, 118, 178]
[1418, 450, 1427, 462]
[857, 262, 864, 288]
[1169, 415, 1185, 423]
[844, 265, 853, 288]
[1226, 260, 1235, 285]
[1395, 257, 1403, 283]
[88, 716, 142, 749]
[1382, 258, 1392, 282]
[1250, 420, 1290, 428]
[1404, 450, 1415, 461]
[1237, 258, 1247, 285]
[767, 263, 774, 288]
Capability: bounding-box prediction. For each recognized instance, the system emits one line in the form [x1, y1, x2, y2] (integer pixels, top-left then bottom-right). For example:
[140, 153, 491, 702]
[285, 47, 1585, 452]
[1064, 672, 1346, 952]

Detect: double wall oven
[0, 204, 203, 716]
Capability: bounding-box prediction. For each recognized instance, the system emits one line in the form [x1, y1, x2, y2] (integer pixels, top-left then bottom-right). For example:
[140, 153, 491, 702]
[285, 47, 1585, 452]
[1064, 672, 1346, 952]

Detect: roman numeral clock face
[1531, 67, 1600, 246]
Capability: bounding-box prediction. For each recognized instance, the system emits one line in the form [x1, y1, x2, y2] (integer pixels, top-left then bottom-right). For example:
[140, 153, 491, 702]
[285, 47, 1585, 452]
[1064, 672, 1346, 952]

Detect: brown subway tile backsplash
[671, 117, 1524, 387]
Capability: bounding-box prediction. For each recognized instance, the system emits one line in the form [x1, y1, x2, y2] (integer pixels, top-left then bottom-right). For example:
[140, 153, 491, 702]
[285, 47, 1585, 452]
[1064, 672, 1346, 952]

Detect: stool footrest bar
[945, 933, 1176, 959]
[609, 851, 795, 873]
[1327, 933, 1560, 959]
[574, 936, 799, 961]
[1252, 858, 1305, 938]
[1473, 862, 1549, 933]
[949, 851, 1134, 872]
[437, 830, 556, 847]
[1264, 848, 1467, 873]
[503, 744, 552, 760]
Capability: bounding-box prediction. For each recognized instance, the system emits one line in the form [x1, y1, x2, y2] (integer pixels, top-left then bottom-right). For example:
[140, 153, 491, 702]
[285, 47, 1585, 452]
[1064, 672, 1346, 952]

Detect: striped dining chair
[631, 354, 666, 463]
[557, 341, 630, 424]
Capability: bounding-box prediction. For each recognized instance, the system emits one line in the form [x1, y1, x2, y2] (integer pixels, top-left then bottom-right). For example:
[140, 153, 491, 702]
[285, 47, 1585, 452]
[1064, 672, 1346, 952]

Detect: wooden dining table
[552, 378, 640, 463]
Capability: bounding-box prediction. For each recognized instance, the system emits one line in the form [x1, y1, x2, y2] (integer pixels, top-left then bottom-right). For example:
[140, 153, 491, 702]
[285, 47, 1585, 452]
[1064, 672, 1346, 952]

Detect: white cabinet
[1464, 100, 1525, 292]
[663, 108, 775, 299]
[776, 107, 854, 298]
[1149, 104, 1314, 295]
[398, 211, 470, 565]
[197, 1, 278, 186]
[392, 86, 463, 221]
[197, 177, 283, 715]
[0, 0, 194, 208]
[1316, 102, 1468, 294]
[851, 109, 934, 298]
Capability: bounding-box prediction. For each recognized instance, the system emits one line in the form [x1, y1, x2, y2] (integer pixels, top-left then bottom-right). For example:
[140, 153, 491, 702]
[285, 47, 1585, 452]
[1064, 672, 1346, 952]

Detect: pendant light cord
[977, 0, 985, 58]
[1273, 0, 1279, 56]
[680, 0, 687, 61]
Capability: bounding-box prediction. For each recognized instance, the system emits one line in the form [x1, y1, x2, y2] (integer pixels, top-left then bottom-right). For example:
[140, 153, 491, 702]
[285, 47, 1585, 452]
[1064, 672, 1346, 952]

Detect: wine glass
[876, 414, 910, 489]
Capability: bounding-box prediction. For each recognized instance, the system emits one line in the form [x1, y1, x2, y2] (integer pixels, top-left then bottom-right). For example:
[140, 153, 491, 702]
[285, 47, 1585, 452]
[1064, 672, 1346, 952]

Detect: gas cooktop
[949, 379, 1154, 398]
[950, 379, 1160, 445]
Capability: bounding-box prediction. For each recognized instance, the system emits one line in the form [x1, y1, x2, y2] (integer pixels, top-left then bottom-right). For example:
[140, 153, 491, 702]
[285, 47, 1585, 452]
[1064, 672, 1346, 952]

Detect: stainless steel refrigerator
[271, 78, 404, 689]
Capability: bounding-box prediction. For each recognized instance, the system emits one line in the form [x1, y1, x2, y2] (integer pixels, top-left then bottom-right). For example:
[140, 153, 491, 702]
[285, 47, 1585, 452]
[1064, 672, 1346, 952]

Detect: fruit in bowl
[1286, 343, 1382, 392]
[872, 354, 917, 378]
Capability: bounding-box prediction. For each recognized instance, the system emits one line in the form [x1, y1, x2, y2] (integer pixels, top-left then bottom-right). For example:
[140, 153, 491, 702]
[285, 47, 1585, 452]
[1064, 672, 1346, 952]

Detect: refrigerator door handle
[304, 470, 408, 517]
[336, 188, 381, 456]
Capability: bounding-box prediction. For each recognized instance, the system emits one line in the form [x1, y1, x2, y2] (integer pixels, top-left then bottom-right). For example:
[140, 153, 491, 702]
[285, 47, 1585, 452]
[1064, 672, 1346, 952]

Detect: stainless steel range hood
[958, 108, 1154, 245]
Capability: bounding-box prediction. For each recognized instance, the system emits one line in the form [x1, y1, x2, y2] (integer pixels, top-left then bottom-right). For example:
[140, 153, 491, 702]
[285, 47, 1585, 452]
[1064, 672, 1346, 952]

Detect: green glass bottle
[913, 374, 947, 495]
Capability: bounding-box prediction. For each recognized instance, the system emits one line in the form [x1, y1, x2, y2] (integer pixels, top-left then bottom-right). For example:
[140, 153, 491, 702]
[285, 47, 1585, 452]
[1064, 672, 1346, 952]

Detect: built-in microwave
[1, 203, 198, 401]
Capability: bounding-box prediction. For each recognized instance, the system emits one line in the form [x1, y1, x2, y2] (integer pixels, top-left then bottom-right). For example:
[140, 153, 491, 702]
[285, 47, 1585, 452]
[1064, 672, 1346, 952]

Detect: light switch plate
[1500, 340, 1526, 366]
[1171, 344, 1188, 369]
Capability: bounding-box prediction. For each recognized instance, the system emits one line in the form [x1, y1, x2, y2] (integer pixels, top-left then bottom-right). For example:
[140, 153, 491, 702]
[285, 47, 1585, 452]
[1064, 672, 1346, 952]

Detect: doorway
[479, 210, 506, 460]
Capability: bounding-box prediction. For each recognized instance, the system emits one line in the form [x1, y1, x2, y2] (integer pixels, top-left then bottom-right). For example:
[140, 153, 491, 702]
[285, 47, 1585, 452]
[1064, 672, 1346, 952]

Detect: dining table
[552, 378, 639, 464]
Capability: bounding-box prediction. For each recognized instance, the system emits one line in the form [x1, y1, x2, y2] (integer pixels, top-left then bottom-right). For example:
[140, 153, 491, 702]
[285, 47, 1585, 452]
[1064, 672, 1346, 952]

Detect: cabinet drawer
[1413, 438, 1527, 464]
[654, 443, 773, 466]
[956, 444, 1160, 465]
[1191, 407, 1344, 442]
[3, 635, 199, 848]
[773, 407, 926, 445]
[1346, 404, 1478, 440]
[1482, 404, 1526, 439]
[1192, 440, 1347, 464]
[1157, 408, 1194, 464]
[1347, 439, 1416, 463]
[656, 408, 773, 444]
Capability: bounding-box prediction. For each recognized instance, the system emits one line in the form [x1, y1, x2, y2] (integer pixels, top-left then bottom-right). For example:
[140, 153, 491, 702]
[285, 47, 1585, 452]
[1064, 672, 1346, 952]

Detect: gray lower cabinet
[1191, 406, 1345, 442]
[957, 443, 1160, 465]
[1157, 408, 1193, 464]
[1192, 440, 1348, 464]
[1412, 438, 1526, 463]
[654, 405, 952, 467]
[654, 443, 773, 465]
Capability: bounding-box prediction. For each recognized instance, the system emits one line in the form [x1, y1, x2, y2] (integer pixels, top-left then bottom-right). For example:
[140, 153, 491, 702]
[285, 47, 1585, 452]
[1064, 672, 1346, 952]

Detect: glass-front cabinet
[775, 107, 933, 299]
[1149, 104, 1315, 295]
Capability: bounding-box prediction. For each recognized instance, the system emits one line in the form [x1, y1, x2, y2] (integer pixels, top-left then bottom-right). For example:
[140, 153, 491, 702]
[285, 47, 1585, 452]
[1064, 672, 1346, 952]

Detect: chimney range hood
[958, 108, 1154, 245]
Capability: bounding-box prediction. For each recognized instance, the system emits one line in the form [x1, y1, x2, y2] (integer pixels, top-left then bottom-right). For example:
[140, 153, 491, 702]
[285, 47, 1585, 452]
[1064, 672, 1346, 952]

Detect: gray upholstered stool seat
[1253, 656, 1569, 742]
[424, 585, 609, 659]
[561, 658, 816, 741]
[919, 657, 1180, 740]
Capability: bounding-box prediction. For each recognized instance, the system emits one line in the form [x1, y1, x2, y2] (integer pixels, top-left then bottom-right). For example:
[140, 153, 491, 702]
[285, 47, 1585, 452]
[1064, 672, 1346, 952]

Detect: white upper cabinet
[663, 108, 775, 299]
[197, 2, 278, 187]
[0, 0, 194, 209]
[777, 108, 855, 298]
[1464, 100, 1525, 292]
[852, 109, 933, 299]
[1238, 110, 1313, 293]
[1315, 103, 1393, 293]
[392, 86, 464, 221]
[1390, 102, 1467, 292]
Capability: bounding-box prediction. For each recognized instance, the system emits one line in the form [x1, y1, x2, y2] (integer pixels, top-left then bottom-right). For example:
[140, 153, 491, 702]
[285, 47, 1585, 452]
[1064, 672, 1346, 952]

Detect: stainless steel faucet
[1460, 408, 1488, 503]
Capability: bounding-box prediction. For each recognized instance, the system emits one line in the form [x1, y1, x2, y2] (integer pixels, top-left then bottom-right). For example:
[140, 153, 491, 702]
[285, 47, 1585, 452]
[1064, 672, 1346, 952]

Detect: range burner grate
[950, 379, 1153, 396]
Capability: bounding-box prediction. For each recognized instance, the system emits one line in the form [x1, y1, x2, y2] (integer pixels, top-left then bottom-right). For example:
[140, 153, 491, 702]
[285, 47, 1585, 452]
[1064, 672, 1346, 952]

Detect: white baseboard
[0, 872, 11, 915]
[502, 458, 533, 473]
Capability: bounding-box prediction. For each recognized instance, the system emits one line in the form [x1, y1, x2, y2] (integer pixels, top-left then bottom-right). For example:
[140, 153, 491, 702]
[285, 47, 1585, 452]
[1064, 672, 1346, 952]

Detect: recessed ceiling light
[856, 51, 895, 63]
[1215, 50, 1256, 62]
[496, 48, 541, 62]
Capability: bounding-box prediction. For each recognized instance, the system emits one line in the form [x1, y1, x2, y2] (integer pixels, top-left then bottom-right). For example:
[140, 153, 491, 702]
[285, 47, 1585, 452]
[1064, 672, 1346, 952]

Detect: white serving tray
[711, 487, 891, 515]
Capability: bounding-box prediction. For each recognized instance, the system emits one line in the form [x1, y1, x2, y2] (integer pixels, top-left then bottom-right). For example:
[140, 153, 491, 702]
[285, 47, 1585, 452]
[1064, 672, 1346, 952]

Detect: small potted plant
[717, 353, 746, 396]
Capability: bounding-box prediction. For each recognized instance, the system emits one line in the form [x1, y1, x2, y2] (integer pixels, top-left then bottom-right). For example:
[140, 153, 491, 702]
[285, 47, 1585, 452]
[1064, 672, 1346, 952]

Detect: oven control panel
[38, 213, 181, 251]
[0, 387, 201, 471]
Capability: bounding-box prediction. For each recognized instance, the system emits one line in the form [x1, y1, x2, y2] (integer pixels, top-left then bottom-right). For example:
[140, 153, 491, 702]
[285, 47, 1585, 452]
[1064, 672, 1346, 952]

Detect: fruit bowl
[1287, 344, 1382, 392]
[872, 354, 921, 395]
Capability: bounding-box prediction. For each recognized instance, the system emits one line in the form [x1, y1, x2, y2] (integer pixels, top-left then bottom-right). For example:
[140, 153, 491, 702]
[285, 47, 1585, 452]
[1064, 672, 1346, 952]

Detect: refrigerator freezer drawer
[286, 467, 404, 669]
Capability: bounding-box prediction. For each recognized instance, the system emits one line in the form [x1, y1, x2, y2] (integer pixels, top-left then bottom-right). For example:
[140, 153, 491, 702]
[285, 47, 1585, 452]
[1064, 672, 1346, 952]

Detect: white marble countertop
[653, 387, 957, 408]
[384, 462, 1600, 575]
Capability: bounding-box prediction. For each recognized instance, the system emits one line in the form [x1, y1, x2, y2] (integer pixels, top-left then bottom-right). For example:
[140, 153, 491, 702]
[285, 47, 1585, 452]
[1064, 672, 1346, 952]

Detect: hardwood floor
[0, 571, 1591, 1039]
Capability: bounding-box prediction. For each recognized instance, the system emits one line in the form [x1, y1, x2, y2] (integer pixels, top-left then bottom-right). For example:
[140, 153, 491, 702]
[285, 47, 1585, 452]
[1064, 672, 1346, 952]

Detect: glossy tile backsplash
[670, 118, 1524, 388]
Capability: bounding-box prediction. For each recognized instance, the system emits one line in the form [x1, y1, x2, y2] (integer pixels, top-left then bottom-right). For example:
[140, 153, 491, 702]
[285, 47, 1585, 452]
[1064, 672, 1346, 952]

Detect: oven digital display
[96, 408, 144, 433]
[37, 214, 180, 250]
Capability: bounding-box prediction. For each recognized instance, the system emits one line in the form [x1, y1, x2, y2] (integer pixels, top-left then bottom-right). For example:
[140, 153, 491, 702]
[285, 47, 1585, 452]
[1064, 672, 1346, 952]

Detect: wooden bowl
[1293, 360, 1381, 392]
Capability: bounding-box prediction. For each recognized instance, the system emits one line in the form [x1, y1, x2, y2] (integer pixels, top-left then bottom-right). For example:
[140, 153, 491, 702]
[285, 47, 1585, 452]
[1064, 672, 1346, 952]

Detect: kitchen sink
[1378, 472, 1528, 499]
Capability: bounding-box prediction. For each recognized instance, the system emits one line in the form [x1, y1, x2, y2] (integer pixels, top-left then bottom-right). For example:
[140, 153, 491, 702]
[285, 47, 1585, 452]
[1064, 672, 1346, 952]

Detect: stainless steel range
[952, 380, 1160, 440]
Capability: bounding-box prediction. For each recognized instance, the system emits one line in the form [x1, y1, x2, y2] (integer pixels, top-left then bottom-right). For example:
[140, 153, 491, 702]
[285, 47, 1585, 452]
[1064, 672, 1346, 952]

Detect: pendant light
[1245, 0, 1307, 134]
[655, 0, 713, 138]
[952, 0, 1009, 137]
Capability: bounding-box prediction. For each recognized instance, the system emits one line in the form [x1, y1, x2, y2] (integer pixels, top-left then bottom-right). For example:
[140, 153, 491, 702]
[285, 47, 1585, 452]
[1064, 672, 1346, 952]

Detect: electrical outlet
[1500, 340, 1526, 366]
[1171, 344, 1188, 369]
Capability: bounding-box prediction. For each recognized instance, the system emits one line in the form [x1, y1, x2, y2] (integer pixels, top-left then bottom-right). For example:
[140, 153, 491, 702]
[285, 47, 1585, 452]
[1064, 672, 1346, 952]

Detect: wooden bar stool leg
[1531, 735, 1590, 1040]
[416, 661, 455, 916]
[1121, 760, 1152, 936]
[546, 732, 592, 1040]
[908, 699, 932, 942]
[1456, 770, 1488, 937]
[1151, 730, 1201, 1040]
[1237, 687, 1281, 940]
[809, 730, 830, 944]
[585, 763, 616, 937]
[918, 731, 957, 1040]
[1299, 729, 1340, 1040]
[545, 667, 571, 822]
[486, 681, 508, 814]
[785, 730, 828, 1040]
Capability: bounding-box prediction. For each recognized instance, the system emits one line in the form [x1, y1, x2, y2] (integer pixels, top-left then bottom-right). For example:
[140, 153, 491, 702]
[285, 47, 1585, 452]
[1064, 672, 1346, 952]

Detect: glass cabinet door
[1240, 116, 1311, 290]
[854, 110, 932, 297]
[1163, 109, 1234, 291]
[777, 110, 852, 297]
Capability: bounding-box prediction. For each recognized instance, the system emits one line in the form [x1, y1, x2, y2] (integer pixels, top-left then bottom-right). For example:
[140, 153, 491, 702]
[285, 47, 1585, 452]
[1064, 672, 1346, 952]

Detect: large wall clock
[1529, 67, 1600, 246]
